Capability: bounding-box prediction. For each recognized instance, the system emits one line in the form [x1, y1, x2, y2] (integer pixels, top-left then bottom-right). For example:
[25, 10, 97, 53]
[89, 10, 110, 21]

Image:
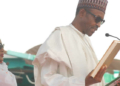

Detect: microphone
[105, 33, 120, 40]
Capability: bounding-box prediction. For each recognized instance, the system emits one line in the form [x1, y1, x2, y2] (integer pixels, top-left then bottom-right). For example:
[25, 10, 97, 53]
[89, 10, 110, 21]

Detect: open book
[90, 40, 120, 78]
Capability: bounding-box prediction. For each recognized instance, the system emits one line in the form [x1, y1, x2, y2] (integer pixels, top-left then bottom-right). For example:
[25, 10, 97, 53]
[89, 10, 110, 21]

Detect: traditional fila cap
[78, 0, 108, 13]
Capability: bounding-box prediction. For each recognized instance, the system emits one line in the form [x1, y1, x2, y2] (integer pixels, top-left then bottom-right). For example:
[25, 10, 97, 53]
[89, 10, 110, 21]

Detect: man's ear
[78, 8, 86, 17]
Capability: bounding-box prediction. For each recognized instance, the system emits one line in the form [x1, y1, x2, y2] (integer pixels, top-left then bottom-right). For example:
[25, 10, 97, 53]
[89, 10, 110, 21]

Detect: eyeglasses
[85, 9, 105, 25]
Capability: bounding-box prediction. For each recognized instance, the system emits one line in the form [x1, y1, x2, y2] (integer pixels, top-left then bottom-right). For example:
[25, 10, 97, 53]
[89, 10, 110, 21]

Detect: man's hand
[85, 65, 107, 86]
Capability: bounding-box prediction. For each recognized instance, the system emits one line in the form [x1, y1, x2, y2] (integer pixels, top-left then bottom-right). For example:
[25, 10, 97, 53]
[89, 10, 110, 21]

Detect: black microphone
[105, 33, 120, 40]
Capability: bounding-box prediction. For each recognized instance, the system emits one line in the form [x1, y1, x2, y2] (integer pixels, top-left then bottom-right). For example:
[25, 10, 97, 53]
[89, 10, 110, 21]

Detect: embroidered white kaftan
[33, 24, 105, 86]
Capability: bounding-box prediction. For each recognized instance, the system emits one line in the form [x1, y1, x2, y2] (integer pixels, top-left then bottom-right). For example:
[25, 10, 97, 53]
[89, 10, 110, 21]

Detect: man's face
[83, 9, 105, 36]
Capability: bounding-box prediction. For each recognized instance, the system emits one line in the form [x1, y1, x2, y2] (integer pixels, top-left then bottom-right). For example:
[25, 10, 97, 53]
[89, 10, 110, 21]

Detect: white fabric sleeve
[41, 59, 85, 86]
[0, 62, 17, 86]
[0, 70, 17, 86]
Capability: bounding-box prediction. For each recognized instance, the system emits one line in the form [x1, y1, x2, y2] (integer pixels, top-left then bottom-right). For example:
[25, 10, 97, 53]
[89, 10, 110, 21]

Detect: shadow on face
[78, 8, 105, 36]
[85, 9, 105, 36]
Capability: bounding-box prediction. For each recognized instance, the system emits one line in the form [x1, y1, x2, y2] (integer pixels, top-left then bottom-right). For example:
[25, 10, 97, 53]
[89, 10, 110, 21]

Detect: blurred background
[0, 0, 120, 85]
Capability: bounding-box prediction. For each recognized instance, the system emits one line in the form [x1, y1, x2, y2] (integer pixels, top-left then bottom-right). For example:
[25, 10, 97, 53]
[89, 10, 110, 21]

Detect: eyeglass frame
[85, 9, 105, 25]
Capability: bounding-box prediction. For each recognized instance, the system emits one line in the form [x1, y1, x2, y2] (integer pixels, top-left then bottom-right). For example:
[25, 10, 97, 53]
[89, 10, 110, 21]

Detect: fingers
[95, 65, 107, 82]
[86, 68, 106, 85]
[100, 65, 107, 76]
[98, 65, 107, 77]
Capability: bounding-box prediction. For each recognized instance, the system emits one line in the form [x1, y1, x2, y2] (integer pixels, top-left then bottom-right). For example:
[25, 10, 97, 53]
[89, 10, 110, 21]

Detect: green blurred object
[7, 50, 36, 60]
[4, 50, 35, 86]
[104, 73, 115, 83]
[104, 70, 120, 84]
[5, 50, 120, 85]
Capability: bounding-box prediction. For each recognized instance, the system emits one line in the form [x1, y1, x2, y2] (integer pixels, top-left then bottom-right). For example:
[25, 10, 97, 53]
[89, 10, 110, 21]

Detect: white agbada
[0, 62, 17, 86]
[33, 24, 105, 86]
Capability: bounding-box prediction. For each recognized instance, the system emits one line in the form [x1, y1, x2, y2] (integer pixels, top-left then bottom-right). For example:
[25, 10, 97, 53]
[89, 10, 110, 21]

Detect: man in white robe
[0, 40, 17, 86]
[33, 0, 108, 86]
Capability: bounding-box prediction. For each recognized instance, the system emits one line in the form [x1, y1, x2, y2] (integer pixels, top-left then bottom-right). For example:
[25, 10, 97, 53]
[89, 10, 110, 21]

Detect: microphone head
[105, 33, 110, 37]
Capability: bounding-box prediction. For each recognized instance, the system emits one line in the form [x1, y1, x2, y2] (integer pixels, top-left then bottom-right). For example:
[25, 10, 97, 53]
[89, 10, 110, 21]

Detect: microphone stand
[109, 35, 120, 41]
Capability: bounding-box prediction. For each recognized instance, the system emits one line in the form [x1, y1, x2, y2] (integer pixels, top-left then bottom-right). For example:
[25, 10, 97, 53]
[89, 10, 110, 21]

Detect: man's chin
[88, 31, 95, 36]
[0, 58, 3, 63]
[0, 61, 3, 63]
[87, 33, 93, 36]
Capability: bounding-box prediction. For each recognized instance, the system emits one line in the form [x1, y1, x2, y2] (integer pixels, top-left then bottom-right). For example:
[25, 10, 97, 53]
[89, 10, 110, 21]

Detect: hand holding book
[90, 40, 120, 78]
[85, 65, 107, 86]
